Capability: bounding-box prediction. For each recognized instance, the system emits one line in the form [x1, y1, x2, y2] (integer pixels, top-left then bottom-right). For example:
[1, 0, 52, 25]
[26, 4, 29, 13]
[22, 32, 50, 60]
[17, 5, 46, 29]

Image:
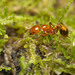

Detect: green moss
[0, 0, 75, 75]
[19, 56, 33, 75]
[0, 66, 11, 71]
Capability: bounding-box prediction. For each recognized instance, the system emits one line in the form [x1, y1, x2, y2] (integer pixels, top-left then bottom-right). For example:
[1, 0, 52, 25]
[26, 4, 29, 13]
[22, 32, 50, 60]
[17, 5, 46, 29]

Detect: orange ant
[30, 22, 68, 38]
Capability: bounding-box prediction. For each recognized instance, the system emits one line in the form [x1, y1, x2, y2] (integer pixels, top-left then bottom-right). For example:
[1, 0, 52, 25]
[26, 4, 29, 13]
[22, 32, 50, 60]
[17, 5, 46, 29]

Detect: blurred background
[0, 0, 75, 27]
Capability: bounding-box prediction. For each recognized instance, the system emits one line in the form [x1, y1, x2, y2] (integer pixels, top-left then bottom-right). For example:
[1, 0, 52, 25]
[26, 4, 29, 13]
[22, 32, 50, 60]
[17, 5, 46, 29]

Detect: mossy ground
[0, 0, 75, 75]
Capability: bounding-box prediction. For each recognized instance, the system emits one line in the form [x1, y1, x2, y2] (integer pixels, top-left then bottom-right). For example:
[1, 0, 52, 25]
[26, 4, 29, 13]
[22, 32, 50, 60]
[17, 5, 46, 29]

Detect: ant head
[30, 25, 40, 35]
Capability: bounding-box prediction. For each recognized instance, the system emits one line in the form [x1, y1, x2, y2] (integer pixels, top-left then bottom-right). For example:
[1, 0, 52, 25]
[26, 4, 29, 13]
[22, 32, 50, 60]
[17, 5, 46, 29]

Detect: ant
[30, 22, 68, 38]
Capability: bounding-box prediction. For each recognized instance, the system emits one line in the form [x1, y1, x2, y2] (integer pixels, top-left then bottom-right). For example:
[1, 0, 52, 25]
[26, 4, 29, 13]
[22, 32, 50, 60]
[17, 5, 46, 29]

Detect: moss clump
[0, 0, 75, 75]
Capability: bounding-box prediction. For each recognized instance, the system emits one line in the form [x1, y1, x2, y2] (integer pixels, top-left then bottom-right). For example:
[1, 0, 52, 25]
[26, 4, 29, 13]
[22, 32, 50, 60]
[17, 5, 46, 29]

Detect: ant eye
[33, 32, 35, 33]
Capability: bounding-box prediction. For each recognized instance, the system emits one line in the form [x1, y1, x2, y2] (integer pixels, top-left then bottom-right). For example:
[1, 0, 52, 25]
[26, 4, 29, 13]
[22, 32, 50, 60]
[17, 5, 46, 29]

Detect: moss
[0, 0, 75, 75]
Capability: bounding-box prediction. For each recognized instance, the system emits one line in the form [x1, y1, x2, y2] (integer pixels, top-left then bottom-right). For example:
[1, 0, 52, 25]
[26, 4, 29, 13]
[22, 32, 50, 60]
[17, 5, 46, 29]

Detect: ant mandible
[30, 22, 68, 38]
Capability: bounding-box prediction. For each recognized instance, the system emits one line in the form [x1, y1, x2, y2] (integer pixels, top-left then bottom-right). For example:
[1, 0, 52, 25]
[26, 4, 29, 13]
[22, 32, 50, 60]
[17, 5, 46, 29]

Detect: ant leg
[35, 34, 41, 45]
[36, 33, 48, 41]
[49, 22, 52, 27]
[55, 33, 60, 51]
[55, 33, 58, 36]
[36, 34, 42, 41]
[35, 33, 48, 45]
[42, 33, 48, 36]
